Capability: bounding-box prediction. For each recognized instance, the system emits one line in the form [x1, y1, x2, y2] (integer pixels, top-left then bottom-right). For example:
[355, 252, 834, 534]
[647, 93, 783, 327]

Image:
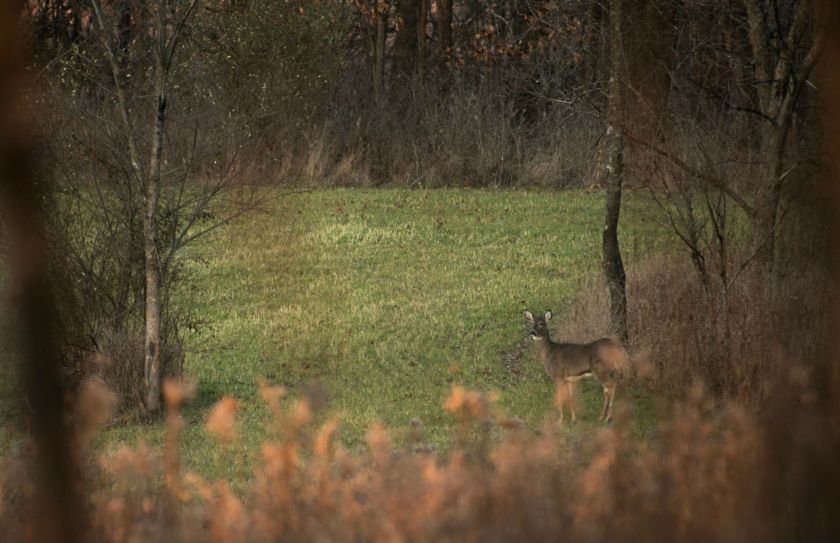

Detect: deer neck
[534, 333, 557, 370]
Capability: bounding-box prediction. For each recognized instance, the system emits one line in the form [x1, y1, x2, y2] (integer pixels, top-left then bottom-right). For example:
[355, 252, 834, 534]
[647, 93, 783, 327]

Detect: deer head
[524, 309, 552, 340]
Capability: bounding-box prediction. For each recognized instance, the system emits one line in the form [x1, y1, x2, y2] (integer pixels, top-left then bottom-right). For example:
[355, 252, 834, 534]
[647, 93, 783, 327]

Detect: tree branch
[89, 0, 144, 183]
[742, 0, 773, 109]
[620, 126, 755, 216]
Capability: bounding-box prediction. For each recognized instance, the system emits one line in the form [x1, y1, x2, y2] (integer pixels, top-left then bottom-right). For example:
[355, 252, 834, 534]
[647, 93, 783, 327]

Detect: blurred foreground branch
[0, 1, 83, 541]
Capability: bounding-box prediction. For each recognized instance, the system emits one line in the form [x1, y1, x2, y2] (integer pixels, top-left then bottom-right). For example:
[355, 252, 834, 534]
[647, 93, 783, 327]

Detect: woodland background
[1, 1, 840, 541]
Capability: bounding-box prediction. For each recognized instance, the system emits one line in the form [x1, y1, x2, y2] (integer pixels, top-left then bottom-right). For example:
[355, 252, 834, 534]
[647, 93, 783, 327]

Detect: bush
[561, 251, 832, 404]
[3, 377, 840, 541]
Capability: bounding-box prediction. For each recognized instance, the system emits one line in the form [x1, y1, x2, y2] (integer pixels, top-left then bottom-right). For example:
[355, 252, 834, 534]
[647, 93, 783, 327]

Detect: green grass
[93, 188, 664, 479]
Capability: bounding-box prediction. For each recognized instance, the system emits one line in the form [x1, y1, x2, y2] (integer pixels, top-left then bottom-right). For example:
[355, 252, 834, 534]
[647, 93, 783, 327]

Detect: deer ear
[544, 310, 553, 321]
[524, 310, 534, 322]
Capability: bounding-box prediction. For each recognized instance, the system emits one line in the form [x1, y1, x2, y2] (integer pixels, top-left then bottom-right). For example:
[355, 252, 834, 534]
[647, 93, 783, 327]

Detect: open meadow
[97, 188, 663, 480]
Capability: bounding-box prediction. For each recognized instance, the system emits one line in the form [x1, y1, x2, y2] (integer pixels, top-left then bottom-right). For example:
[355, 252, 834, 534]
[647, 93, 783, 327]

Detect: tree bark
[374, 4, 386, 102]
[143, 4, 168, 413]
[91, 0, 198, 412]
[741, 0, 822, 270]
[91, 0, 156, 408]
[417, 0, 428, 78]
[602, 0, 628, 344]
[623, 0, 675, 142]
[393, 0, 418, 78]
[438, 0, 452, 64]
[742, 0, 784, 270]
[91, 0, 143, 180]
[751, 114, 793, 269]
[116, 0, 133, 62]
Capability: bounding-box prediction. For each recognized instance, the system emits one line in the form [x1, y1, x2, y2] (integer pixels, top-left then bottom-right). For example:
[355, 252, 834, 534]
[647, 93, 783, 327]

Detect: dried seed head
[207, 396, 239, 442]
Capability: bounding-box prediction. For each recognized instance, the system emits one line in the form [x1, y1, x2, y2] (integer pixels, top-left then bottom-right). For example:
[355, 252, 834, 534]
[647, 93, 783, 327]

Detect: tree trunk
[602, 0, 628, 344]
[144, 15, 167, 413]
[143, 132, 163, 412]
[114, 204, 141, 330]
[374, 5, 386, 102]
[583, 2, 605, 85]
[116, 0, 133, 62]
[741, 0, 821, 271]
[437, 0, 452, 65]
[417, 0, 428, 78]
[91, 0, 197, 412]
[509, 0, 527, 45]
[623, 0, 675, 142]
[393, 0, 418, 78]
[751, 110, 793, 270]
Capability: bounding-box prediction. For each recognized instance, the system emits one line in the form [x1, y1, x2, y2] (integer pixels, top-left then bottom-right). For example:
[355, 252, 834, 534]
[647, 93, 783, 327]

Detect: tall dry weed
[3, 375, 839, 542]
[560, 251, 831, 404]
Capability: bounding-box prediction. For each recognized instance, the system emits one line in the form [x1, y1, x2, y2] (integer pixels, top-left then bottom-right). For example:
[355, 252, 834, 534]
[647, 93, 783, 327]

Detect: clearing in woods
[98, 188, 662, 479]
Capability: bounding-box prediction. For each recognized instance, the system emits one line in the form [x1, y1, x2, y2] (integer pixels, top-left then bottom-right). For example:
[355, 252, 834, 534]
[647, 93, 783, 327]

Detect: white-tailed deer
[524, 310, 627, 423]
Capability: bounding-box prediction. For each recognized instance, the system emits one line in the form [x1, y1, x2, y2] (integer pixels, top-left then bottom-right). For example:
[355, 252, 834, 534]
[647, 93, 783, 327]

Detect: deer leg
[555, 382, 565, 424]
[600, 386, 609, 422]
[604, 384, 616, 423]
[566, 381, 576, 423]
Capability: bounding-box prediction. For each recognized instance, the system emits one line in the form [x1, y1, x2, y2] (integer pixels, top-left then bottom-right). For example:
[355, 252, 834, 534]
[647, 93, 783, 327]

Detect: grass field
[95, 188, 664, 480]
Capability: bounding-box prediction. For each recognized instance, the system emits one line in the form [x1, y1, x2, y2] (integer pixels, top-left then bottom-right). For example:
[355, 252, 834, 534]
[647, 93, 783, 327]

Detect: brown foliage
[562, 250, 832, 403]
[3, 378, 840, 542]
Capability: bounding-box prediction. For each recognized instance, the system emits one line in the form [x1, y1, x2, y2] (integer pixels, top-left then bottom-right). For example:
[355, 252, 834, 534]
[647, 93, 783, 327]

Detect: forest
[1, 0, 840, 541]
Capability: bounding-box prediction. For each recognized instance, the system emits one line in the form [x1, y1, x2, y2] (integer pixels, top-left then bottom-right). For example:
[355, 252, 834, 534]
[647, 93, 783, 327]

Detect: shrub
[3, 376, 839, 542]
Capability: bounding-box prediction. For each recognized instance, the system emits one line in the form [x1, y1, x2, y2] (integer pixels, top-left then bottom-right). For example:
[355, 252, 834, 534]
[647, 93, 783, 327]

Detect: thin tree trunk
[751, 109, 793, 270]
[583, 2, 605, 84]
[509, 0, 527, 44]
[91, 0, 158, 407]
[144, 8, 167, 413]
[393, 0, 418, 78]
[417, 0, 428, 78]
[741, 0, 822, 271]
[602, 0, 628, 344]
[91, 0, 143, 180]
[438, 0, 452, 65]
[374, 4, 386, 102]
[116, 0, 133, 62]
[93, 0, 197, 412]
[114, 205, 141, 330]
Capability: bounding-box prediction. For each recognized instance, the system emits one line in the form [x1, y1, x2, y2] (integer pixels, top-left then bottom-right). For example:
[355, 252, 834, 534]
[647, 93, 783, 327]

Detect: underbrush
[3, 372, 839, 542]
[254, 81, 600, 189]
[562, 251, 832, 405]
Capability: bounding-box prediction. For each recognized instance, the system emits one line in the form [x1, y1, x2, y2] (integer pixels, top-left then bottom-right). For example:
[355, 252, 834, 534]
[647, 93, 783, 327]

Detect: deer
[524, 310, 627, 423]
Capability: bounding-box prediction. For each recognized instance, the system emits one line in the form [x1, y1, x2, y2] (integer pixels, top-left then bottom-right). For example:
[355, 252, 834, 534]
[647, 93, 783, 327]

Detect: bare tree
[437, 0, 452, 65]
[624, 1, 823, 273]
[374, 1, 388, 102]
[742, 0, 824, 269]
[89, 0, 199, 412]
[418, 0, 428, 78]
[28, 0, 264, 413]
[602, 0, 628, 343]
[393, 0, 419, 78]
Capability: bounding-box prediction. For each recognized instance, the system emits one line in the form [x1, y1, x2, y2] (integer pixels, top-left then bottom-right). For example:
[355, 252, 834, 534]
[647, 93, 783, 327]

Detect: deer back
[538, 337, 626, 383]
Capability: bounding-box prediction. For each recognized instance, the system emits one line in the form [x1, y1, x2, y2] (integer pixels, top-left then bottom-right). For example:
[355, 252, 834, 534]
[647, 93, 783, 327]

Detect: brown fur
[525, 310, 627, 422]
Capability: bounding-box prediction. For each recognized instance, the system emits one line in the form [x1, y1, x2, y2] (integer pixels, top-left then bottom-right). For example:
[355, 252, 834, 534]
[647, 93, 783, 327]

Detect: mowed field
[98, 188, 663, 480]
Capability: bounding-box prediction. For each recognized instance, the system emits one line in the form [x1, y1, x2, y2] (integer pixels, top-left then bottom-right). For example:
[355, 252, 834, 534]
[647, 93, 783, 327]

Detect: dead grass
[3, 370, 839, 542]
[561, 251, 833, 404]
[260, 82, 599, 188]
